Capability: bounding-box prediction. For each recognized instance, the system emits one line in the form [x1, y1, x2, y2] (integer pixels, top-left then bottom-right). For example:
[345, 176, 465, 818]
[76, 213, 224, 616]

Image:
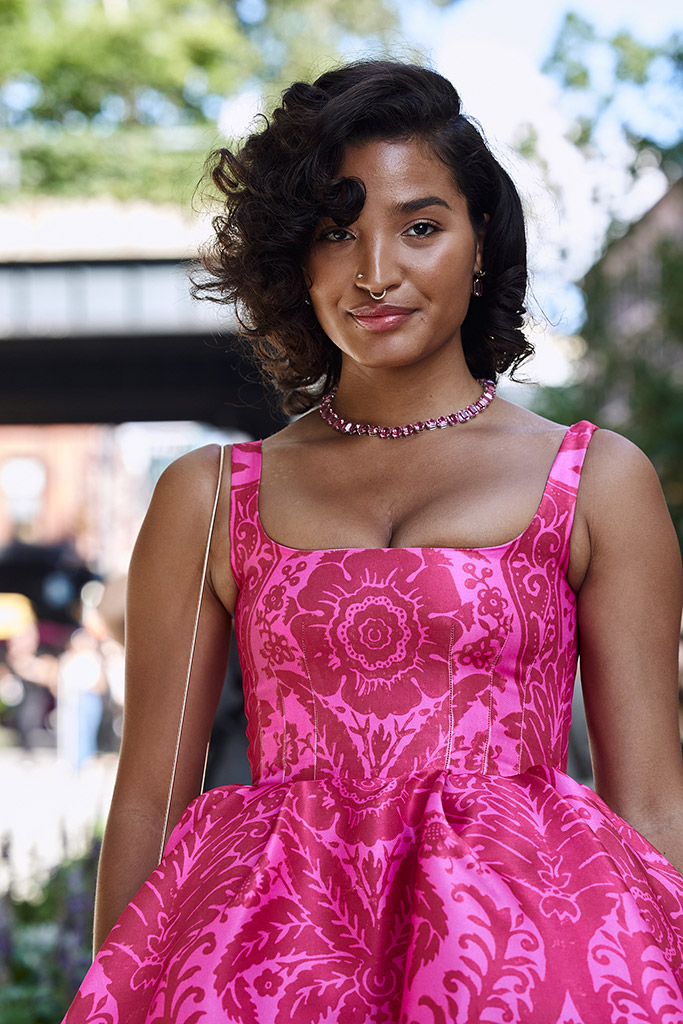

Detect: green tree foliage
[535, 200, 683, 547]
[535, 15, 683, 547]
[0, 835, 100, 1022]
[542, 14, 683, 197]
[0, 0, 456, 202]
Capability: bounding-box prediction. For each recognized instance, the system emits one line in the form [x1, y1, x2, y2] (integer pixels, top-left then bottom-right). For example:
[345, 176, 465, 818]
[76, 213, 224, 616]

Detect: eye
[405, 221, 440, 237]
[318, 226, 354, 243]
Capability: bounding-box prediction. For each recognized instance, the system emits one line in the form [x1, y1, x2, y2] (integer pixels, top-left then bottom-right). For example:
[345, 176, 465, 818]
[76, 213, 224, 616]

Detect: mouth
[349, 304, 417, 332]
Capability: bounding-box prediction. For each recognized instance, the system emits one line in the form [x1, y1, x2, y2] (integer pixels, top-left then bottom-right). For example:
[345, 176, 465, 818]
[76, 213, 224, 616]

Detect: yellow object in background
[0, 593, 36, 639]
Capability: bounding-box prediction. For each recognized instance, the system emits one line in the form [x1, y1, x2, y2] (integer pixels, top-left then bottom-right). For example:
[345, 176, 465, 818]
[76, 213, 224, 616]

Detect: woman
[64, 61, 683, 1023]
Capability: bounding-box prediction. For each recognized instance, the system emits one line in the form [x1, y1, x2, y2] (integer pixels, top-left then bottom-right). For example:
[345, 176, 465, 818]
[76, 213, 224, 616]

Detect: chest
[258, 430, 566, 552]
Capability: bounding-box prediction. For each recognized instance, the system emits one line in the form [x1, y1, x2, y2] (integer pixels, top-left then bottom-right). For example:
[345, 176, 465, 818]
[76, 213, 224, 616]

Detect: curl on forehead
[326, 135, 484, 234]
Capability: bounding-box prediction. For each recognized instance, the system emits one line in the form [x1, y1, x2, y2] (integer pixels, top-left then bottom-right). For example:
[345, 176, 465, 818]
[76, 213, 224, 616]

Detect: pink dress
[65, 422, 683, 1023]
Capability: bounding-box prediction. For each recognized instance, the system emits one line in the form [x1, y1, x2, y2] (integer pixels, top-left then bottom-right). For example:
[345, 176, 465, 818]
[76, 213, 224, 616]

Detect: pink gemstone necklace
[319, 379, 496, 438]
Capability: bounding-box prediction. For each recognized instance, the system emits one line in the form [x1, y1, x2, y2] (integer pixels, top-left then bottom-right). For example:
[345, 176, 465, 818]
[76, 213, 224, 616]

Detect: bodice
[230, 422, 597, 786]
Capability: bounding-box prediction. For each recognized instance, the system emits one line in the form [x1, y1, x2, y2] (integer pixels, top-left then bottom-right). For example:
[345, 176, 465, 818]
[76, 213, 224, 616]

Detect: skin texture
[93, 138, 683, 952]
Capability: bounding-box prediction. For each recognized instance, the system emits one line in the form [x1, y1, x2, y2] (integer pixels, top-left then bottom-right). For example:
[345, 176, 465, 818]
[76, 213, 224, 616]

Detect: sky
[404, 0, 680, 69]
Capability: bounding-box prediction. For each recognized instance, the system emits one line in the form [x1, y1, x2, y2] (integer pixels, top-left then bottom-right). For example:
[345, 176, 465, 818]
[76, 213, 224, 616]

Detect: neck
[331, 358, 484, 429]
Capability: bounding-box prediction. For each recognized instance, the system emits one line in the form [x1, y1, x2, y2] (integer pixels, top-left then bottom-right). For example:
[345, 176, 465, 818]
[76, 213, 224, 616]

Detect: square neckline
[242, 422, 593, 557]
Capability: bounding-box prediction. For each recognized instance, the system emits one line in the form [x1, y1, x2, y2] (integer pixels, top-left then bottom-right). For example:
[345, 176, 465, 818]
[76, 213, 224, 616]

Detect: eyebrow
[392, 195, 452, 214]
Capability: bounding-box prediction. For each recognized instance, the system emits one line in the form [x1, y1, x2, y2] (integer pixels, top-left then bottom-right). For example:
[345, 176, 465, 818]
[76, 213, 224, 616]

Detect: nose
[355, 235, 401, 296]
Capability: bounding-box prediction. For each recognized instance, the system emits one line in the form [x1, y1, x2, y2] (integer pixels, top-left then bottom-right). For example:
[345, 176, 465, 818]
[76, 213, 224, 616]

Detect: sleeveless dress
[64, 421, 683, 1024]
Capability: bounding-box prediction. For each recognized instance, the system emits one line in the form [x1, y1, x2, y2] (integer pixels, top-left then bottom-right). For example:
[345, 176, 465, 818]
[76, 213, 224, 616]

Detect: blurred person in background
[95, 578, 126, 753]
[57, 627, 107, 772]
[63, 61, 683, 1022]
[1, 599, 58, 750]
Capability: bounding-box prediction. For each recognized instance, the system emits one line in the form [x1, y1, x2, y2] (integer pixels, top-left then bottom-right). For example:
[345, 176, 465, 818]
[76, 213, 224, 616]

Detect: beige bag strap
[159, 443, 226, 861]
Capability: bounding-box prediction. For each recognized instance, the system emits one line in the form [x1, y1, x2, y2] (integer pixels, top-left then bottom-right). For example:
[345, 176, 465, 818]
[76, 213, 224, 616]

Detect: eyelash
[405, 220, 440, 237]
[318, 226, 354, 242]
[317, 220, 441, 242]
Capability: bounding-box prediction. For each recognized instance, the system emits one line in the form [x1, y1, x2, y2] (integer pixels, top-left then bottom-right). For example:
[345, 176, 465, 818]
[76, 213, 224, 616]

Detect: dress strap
[547, 421, 598, 491]
[541, 420, 598, 573]
[229, 441, 263, 588]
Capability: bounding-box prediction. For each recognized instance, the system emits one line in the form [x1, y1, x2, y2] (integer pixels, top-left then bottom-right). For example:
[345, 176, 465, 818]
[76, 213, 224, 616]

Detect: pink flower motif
[293, 550, 462, 718]
[260, 629, 294, 665]
[340, 594, 409, 670]
[417, 817, 463, 858]
[477, 585, 508, 620]
[291, 773, 432, 842]
[262, 582, 287, 612]
[458, 635, 499, 670]
[254, 967, 283, 997]
[234, 864, 272, 908]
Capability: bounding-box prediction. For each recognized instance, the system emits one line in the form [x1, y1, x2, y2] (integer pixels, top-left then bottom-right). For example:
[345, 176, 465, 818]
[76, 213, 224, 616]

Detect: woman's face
[304, 137, 485, 373]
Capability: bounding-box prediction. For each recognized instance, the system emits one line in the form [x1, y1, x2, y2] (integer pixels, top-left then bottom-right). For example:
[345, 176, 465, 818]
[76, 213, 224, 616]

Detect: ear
[474, 213, 489, 274]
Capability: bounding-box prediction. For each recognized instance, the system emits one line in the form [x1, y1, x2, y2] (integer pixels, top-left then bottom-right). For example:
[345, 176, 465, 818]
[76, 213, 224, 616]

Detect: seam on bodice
[279, 685, 288, 783]
[443, 625, 456, 771]
[482, 630, 509, 775]
[301, 633, 318, 782]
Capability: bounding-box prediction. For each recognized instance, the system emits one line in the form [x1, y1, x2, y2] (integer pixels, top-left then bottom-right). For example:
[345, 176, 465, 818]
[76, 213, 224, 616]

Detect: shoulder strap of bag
[159, 443, 226, 861]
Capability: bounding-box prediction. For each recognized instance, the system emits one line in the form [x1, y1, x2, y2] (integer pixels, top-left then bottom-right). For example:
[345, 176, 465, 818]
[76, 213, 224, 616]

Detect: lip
[349, 303, 416, 332]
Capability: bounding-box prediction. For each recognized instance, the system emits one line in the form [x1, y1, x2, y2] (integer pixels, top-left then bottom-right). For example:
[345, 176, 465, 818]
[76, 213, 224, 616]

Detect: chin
[348, 341, 443, 371]
[345, 352, 421, 371]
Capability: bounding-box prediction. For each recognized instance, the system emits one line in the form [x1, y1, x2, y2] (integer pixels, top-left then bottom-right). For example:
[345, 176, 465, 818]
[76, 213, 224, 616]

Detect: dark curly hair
[194, 60, 532, 414]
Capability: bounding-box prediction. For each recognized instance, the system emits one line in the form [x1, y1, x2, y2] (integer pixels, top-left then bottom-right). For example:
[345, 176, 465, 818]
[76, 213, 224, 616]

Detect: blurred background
[0, 0, 681, 1016]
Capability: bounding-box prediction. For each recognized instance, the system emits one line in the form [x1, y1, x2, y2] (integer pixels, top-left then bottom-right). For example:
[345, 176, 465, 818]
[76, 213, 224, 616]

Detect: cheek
[307, 273, 342, 312]
[305, 247, 346, 291]
[307, 285, 347, 343]
[423, 260, 475, 312]
[417, 239, 475, 284]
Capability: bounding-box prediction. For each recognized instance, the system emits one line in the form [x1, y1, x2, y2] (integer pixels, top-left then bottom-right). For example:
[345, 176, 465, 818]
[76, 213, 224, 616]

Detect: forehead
[338, 138, 462, 201]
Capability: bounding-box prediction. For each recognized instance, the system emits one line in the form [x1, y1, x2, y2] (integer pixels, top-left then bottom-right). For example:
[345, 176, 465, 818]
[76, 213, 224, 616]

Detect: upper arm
[576, 429, 683, 824]
[114, 443, 236, 839]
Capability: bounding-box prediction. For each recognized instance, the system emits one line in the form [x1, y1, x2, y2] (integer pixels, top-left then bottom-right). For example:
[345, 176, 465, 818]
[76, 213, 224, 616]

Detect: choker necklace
[319, 379, 496, 438]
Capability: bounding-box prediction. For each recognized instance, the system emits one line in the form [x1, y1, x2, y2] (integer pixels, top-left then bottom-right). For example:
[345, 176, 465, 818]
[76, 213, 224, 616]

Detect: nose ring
[356, 273, 386, 300]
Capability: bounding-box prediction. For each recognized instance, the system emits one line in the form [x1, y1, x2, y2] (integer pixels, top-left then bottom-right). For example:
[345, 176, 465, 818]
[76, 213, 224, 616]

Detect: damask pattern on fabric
[63, 422, 683, 1024]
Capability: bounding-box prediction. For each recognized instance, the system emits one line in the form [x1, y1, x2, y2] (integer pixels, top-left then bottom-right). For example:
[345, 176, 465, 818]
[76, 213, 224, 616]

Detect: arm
[574, 430, 683, 872]
[93, 444, 236, 952]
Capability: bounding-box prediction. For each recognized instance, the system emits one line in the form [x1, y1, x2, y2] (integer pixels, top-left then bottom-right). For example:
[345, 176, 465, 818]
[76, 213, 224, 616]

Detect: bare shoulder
[135, 444, 229, 565]
[576, 427, 677, 569]
[134, 442, 237, 610]
[584, 426, 654, 469]
[580, 428, 663, 512]
[154, 443, 229, 511]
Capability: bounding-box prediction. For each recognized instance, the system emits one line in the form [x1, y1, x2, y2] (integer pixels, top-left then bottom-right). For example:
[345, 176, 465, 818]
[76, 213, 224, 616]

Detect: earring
[472, 270, 486, 298]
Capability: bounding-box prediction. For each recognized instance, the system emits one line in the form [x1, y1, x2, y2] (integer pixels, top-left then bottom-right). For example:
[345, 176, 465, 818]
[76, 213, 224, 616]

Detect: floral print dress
[64, 423, 683, 1024]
